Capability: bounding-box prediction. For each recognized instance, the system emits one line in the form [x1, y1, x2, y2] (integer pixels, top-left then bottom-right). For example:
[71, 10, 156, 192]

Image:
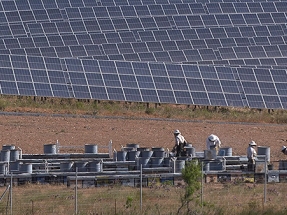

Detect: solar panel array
[1, 0, 287, 109]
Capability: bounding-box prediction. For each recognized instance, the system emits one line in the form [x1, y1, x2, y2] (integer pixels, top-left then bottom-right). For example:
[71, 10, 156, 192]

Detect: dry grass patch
[0, 182, 285, 214]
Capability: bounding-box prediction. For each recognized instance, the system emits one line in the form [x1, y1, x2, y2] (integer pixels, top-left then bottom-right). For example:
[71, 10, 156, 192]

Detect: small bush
[145, 107, 155, 115]
[0, 99, 6, 111]
[125, 196, 133, 208]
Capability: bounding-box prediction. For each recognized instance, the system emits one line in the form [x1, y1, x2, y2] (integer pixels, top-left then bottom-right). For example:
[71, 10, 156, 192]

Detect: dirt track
[0, 112, 287, 163]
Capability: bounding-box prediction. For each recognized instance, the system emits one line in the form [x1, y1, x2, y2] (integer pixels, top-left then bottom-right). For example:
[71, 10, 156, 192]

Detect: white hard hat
[282, 146, 286, 152]
[208, 134, 216, 142]
[249, 141, 257, 146]
[174, 129, 181, 134]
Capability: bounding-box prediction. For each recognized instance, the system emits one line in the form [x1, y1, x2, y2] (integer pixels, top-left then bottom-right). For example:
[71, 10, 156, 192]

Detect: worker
[282, 146, 287, 155]
[247, 141, 257, 171]
[206, 134, 221, 154]
[172, 129, 187, 157]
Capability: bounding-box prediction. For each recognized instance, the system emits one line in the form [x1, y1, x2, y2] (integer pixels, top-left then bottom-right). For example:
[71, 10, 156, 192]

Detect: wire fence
[0, 168, 286, 215]
[0, 156, 287, 215]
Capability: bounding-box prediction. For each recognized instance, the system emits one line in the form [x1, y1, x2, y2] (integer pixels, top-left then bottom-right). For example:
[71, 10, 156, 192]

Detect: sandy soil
[0, 112, 287, 164]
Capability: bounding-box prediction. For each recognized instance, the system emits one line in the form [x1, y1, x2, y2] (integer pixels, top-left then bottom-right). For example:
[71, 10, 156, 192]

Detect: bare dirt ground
[0, 112, 287, 165]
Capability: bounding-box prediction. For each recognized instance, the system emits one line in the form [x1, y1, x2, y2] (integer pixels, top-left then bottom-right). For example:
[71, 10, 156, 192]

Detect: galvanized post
[109, 140, 113, 158]
[201, 161, 203, 207]
[56, 140, 60, 153]
[264, 155, 267, 204]
[17, 147, 22, 159]
[140, 164, 142, 213]
[45, 160, 48, 173]
[75, 167, 78, 215]
[10, 173, 12, 215]
[174, 159, 176, 173]
[223, 157, 226, 171]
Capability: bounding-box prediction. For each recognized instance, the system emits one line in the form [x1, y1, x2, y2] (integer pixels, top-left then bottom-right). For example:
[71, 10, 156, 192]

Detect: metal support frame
[55, 140, 113, 157]
[222, 157, 226, 171]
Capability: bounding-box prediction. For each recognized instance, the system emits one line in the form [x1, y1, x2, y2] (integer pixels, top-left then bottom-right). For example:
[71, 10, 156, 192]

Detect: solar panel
[146, 41, 163, 52]
[15, 0, 30, 10]
[1, 1, 287, 110]
[118, 43, 134, 54]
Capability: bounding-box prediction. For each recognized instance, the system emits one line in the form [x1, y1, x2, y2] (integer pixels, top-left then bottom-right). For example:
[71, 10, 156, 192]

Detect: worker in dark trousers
[172, 129, 187, 157]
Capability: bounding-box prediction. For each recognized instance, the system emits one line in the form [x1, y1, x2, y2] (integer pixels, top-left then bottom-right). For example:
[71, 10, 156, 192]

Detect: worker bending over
[206, 134, 221, 155]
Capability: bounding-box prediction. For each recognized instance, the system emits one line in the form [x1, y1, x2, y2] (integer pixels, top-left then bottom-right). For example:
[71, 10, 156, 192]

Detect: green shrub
[0, 99, 6, 111]
[145, 107, 155, 115]
[125, 196, 133, 208]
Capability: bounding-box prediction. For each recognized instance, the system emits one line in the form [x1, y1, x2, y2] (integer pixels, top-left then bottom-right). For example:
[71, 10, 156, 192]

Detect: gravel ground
[0, 112, 287, 165]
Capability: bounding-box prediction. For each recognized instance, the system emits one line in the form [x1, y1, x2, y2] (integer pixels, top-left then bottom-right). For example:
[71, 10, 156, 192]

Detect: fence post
[264, 155, 267, 205]
[10, 173, 12, 215]
[201, 161, 203, 207]
[75, 167, 78, 215]
[140, 164, 142, 213]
